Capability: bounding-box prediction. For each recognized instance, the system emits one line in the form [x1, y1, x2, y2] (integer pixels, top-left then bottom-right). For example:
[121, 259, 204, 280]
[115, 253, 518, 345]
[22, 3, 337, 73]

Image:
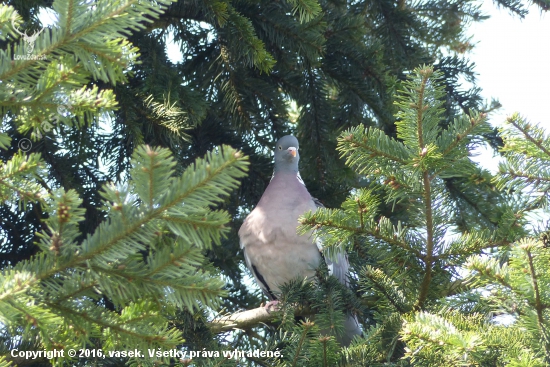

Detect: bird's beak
[288, 147, 297, 157]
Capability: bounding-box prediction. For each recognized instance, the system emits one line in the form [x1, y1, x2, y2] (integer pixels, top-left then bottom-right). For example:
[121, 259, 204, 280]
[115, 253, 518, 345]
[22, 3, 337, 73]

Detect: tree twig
[208, 305, 313, 334]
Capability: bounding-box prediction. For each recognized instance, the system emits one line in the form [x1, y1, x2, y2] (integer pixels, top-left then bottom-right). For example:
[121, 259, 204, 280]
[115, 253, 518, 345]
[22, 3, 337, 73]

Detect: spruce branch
[46, 301, 181, 346]
[496, 114, 550, 206]
[525, 248, 544, 326]
[439, 112, 488, 158]
[360, 266, 412, 313]
[2, 0, 176, 81]
[430, 112, 492, 181]
[143, 94, 197, 139]
[442, 229, 496, 260]
[0, 152, 45, 208]
[338, 127, 408, 168]
[0, 144, 248, 360]
[417, 166, 433, 309]
[292, 320, 315, 367]
[414, 67, 435, 310]
[286, 0, 323, 23]
[524, 245, 550, 361]
[209, 307, 282, 334]
[225, 4, 276, 72]
[1, 0, 178, 139]
[506, 114, 550, 158]
[368, 219, 423, 259]
[0, 356, 13, 367]
[499, 171, 550, 184]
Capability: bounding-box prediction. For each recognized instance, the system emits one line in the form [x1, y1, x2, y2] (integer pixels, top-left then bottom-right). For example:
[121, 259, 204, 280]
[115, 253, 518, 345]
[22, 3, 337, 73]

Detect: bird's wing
[243, 246, 277, 300]
[311, 197, 350, 286]
[312, 196, 362, 345]
[240, 215, 277, 300]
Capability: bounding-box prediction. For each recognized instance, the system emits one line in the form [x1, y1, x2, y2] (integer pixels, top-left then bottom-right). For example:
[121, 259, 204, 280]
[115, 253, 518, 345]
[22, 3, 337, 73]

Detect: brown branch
[503, 171, 550, 183]
[209, 307, 276, 334]
[208, 306, 313, 334]
[509, 117, 550, 158]
[417, 170, 434, 309]
[415, 68, 434, 310]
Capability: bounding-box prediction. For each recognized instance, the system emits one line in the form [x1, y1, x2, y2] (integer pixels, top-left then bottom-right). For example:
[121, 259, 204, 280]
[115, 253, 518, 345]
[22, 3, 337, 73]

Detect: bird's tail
[337, 313, 363, 347]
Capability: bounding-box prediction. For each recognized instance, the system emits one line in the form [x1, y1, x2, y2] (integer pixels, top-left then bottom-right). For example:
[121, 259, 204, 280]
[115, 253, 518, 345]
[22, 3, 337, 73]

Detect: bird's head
[274, 135, 299, 172]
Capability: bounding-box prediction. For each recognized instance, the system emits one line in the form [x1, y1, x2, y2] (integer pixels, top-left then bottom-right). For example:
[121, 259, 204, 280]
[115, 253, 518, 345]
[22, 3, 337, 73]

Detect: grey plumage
[239, 135, 361, 346]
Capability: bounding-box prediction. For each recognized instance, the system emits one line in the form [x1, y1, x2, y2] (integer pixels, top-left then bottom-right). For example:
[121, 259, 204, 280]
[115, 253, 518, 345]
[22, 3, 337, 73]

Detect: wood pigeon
[238, 135, 361, 346]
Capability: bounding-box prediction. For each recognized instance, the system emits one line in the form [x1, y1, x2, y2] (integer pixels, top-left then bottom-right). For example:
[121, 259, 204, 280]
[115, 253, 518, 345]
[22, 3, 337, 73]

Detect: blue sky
[461, 3, 550, 171]
[468, 3, 550, 130]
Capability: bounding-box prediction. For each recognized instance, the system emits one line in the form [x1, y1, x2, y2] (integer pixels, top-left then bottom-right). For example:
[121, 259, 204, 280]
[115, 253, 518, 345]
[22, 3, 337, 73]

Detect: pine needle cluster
[294, 66, 550, 365]
[1, 2, 252, 366]
[2, 0, 550, 366]
[0, 144, 248, 366]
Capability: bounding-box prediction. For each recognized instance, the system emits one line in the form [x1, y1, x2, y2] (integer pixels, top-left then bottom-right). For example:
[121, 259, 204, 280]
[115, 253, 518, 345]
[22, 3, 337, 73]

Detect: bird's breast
[239, 195, 321, 293]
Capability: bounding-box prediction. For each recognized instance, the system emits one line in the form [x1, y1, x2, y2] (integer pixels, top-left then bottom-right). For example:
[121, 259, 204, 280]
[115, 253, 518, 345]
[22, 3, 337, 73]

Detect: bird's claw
[264, 300, 280, 312]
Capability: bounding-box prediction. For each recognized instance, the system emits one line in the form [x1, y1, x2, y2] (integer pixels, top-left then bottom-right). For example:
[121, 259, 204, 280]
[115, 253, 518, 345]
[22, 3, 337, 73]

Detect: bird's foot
[264, 300, 280, 312]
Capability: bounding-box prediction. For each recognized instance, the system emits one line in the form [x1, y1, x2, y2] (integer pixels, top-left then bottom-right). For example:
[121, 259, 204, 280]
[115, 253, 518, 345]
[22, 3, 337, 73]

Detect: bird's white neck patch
[296, 172, 305, 185]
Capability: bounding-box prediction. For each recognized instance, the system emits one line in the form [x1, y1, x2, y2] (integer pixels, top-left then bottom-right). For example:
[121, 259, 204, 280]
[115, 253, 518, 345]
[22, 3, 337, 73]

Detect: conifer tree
[2, 0, 550, 366]
[392, 115, 550, 366]
[1, 1, 247, 366]
[3, 0, 545, 311]
[199, 66, 549, 366]
[0, 143, 248, 367]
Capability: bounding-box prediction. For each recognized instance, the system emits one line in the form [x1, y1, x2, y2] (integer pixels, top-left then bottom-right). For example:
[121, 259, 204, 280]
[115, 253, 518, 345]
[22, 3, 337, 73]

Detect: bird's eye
[278, 146, 282, 150]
